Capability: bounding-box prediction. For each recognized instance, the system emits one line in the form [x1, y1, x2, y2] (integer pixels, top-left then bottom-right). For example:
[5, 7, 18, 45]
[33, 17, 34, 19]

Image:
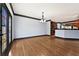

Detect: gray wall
[14, 16, 50, 39]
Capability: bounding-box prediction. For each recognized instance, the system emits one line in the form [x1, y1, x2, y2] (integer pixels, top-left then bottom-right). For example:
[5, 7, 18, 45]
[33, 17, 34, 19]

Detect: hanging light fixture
[40, 12, 46, 22]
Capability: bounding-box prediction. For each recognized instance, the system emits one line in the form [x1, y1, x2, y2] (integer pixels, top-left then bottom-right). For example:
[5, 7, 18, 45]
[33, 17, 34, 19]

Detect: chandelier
[40, 12, 46, 22]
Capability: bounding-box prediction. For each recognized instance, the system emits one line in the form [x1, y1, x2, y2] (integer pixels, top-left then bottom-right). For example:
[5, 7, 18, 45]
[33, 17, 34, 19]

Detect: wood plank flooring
[9, 36, 79, 56]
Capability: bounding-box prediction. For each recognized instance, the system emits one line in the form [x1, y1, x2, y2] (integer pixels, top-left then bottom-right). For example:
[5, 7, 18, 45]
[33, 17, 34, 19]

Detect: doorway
[50, 21, 57, 36]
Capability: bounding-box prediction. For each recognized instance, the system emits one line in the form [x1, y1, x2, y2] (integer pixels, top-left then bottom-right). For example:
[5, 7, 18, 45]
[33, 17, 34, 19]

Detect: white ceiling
[12, 3, 79, 22]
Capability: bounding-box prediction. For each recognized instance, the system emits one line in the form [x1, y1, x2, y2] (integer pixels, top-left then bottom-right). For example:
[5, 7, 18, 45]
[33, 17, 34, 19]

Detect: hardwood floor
[9, 36, 79, 56]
